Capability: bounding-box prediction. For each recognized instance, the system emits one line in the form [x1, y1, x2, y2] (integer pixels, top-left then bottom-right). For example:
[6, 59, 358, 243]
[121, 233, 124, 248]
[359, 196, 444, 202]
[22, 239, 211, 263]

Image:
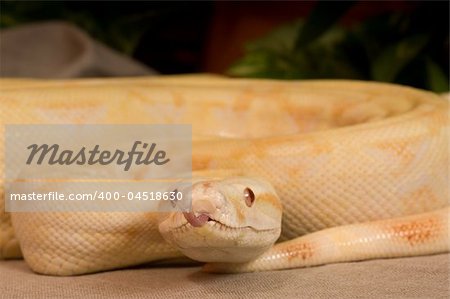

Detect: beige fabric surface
[0, 254, 448, 299]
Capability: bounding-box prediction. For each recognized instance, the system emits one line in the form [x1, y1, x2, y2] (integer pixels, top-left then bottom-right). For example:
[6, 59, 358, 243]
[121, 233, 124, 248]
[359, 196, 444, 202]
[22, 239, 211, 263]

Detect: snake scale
[0, 75, 448, 275]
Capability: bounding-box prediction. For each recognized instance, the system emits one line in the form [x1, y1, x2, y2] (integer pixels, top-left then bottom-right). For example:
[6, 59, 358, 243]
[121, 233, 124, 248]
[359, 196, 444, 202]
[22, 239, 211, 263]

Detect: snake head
[158, 177, 282, 263]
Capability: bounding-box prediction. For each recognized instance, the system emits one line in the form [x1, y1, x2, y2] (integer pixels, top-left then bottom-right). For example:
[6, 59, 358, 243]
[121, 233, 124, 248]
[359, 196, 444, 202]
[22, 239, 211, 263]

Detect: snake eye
[244, 187, 255, 207]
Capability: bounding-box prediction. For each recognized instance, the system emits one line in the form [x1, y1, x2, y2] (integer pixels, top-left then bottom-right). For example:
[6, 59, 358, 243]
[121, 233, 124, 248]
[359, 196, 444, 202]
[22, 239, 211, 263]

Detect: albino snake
[0, 75, 448, 276]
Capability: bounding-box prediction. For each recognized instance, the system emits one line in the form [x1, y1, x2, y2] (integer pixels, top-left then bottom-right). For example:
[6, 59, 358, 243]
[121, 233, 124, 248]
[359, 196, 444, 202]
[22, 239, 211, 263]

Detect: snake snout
[182, 212, 211, 227]
[183, 199, 217, 227]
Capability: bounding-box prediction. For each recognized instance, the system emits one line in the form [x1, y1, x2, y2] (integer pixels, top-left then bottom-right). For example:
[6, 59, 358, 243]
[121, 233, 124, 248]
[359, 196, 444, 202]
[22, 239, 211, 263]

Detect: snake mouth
[171, 217, 276, 234]
[167, 217, 281, 263]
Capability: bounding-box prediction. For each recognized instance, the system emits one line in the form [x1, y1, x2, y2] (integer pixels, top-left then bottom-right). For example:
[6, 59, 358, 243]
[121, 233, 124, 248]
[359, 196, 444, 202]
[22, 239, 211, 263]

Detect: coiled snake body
[0, 76, 448, 275]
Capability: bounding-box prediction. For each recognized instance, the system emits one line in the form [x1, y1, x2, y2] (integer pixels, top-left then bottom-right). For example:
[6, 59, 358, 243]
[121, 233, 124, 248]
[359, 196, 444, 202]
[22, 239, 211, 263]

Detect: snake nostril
[170, 188, 180, 208]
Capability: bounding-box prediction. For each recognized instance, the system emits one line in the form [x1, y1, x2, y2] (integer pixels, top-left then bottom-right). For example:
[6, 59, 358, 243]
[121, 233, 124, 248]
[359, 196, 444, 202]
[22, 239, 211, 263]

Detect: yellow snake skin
[0, 75, 448, 275]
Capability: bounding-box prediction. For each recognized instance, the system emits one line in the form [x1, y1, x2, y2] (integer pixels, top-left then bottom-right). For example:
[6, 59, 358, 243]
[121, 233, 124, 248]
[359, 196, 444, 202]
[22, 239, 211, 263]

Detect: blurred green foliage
[0, 2, 197, 55]
[0, 2, 211, 73]
[228, 2, 449, 92]
[1, 1, 448, 88]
